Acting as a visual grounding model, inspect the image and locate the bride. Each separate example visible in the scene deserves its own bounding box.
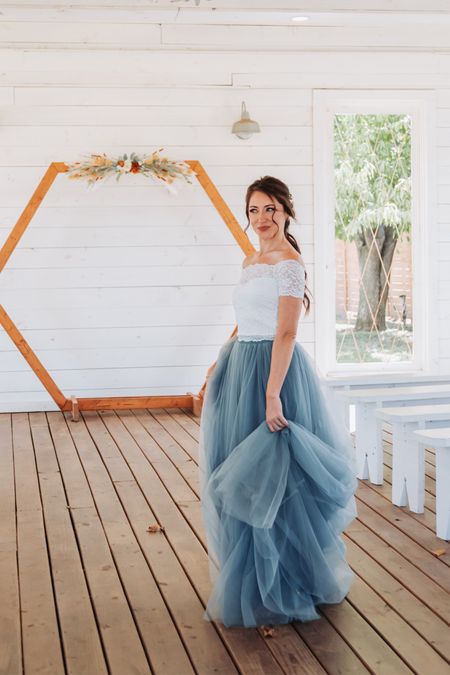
[198,175,357,628]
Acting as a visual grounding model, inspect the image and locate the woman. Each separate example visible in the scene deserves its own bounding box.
[199,176,357,629]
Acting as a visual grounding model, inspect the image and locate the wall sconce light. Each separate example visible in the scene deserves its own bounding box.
[231,101,261,140]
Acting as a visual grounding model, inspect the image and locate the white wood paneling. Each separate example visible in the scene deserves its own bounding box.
[0,50,438,73]
[0,21,162,47]
[0,10,449,410]
[0,223,314,251]
[0,146,314,168]
[0,345,220,371]
[2,21,450,50]
[12,85,313,106]
[0,266,241,289]
[0,88,13,105]
[4,1,450,10]
[0,325,235,351]
[3,245,314,270]
[0,286,236,309]
[0,126,311,148]
[0,166,313,193]
[0,179,311,207]
[0,105,312,127]
[4,5,450,25]
[161,24,450,50]
[0,70,232,87]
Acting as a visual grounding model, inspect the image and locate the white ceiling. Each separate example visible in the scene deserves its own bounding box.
[1,0,450,26]
[2,0,450,8]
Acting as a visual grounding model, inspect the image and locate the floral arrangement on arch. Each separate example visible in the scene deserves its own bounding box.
[66,149,195,190]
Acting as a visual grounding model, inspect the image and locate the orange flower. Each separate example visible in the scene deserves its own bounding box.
[130,161,141,173]
[117,160,125,167]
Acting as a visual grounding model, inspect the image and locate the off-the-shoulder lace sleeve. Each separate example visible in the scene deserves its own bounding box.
[275,260,306,298]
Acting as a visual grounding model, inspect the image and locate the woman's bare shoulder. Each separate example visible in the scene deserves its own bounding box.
[273,250,305,268]
[242,249,305,269]
[242,253,259,269]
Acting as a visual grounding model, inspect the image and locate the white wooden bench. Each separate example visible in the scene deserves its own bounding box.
[326,373,450,388]
[412,428,450,540]
[375,403,450,514]
[337,384,450,485]
[326,373,450,428]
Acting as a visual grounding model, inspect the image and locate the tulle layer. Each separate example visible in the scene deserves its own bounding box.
[199,337,357,628]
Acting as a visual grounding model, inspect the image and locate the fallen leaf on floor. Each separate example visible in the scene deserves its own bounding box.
[432,548,447,557]
[147,524,165,533]
[261,626,275,638]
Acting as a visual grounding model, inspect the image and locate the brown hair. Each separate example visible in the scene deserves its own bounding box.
[245,175,311,313]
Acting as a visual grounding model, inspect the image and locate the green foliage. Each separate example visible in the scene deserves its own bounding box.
[334,114,411,242]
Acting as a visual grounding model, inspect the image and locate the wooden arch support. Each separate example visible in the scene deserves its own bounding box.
[0,161,255,419]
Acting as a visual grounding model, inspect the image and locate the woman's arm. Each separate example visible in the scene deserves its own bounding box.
[266,295,302,432]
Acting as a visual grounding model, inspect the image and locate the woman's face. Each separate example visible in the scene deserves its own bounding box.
[247,190,287,242]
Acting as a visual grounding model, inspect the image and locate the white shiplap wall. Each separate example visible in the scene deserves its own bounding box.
[437,90,450,373]
[0,13,449,411]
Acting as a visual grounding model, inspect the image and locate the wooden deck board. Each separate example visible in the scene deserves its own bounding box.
[98,410,288,674]
[113,410,367,675]
[345,536,450,662]
[13,411,65,675]
[346,576,449,673]
[28,413,108,675]
[320,599,413,675]
[361,475,438,530]
[356,483,450,567]
[40,410,152,675]
[355,499,450,592]
[1,408,449,675]
[64,411,197,675]
[293,616,371,675]
[0,414,22,675]
[345,519,450,624]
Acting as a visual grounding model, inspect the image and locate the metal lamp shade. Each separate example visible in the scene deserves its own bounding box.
[232,102,261,140]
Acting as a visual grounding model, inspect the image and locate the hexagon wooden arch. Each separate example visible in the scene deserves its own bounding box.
[0,161,255,419]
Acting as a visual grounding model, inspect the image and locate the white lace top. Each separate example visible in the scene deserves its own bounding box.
[232,259,306,342]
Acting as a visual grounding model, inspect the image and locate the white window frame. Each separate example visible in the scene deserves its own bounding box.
[313,89,438,377]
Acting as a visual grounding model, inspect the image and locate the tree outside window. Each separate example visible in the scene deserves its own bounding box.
[334,114,412,364]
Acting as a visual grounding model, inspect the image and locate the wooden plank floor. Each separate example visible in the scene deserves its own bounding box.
[1,410,450,675]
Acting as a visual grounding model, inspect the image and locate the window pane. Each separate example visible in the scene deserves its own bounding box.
[334,113,413,364]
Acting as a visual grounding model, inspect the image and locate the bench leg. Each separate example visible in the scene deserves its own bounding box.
[391,421,423,509]
[403,439,425,513]
[392,422,410,507]
[338,398,350,429]
[435,448,450,540]
[355,403,383,484]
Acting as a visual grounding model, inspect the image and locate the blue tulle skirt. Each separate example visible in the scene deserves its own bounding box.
[199,337,358,628]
